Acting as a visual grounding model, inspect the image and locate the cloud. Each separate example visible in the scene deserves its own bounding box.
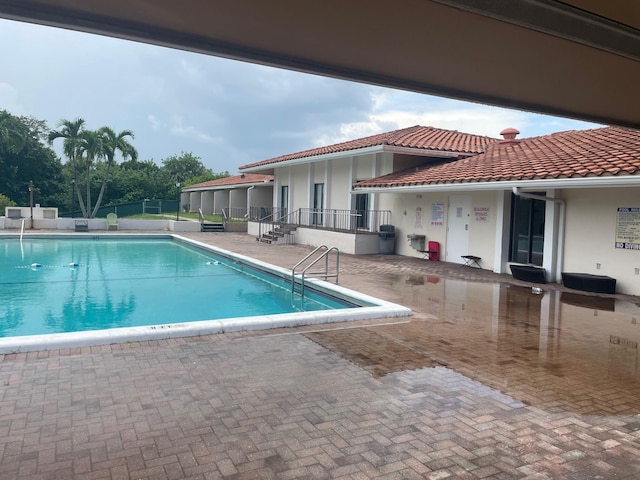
[0,82,22,114]
[147,114,164,131]
[0,18,602,173]
[169,116,222,144]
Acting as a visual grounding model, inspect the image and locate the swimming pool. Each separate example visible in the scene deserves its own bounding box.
[0,234,411,352]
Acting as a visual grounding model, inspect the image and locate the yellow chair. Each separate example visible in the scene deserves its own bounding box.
[106,213,119,230]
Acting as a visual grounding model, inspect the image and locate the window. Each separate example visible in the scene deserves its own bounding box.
[279,185,288,218]
[509,194,545,265]
[312,183,324,225]
[354,193,369,229]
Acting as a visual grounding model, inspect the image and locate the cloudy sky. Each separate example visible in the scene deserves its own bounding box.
[0,18,600,173]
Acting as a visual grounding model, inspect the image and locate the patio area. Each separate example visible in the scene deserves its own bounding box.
[1,232,640,479]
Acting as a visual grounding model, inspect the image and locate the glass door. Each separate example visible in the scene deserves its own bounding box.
[312,183,324,225]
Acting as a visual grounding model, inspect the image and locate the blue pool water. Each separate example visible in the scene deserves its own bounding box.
[0,237,350,337]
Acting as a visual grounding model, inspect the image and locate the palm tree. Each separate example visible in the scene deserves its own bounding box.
[76,129,105,217]
[48,118,88,216]
[91,127,137,218]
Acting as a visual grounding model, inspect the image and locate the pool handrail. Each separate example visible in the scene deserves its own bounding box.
[291,245,339,296]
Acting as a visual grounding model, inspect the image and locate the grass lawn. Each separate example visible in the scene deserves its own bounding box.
[125,212,229,222]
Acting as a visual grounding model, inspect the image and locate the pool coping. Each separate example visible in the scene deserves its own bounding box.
[0,233,412,353]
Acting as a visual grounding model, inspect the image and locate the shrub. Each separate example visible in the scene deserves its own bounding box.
[0,193,16,213]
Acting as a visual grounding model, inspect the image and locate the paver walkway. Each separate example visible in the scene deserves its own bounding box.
[1,232,640,479]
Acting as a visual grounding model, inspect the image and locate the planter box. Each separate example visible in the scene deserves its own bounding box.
[562,272,616,294]
[510,264,546,284]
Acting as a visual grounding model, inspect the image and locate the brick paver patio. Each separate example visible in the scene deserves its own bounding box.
[1,232,640,479]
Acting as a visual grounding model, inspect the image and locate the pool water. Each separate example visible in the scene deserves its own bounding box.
[0,237,350,337]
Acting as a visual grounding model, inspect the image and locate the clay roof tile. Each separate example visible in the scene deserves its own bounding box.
[354,126,640,189]
[240,125,497,170]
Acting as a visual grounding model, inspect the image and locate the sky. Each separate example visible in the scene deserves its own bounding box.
[0,18,601,174]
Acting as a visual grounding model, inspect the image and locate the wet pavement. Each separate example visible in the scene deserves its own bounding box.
[2,231,640,479]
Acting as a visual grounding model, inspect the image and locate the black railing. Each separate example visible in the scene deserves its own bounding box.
[249,206,286,222]
[256,207,391,238]
[222,206,249,221]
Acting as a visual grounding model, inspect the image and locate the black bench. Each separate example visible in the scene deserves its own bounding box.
[510,264,546,284]
[75,220,89,232]
[420,250,439,260]
[461,255,481,268]
[561,272,616,294]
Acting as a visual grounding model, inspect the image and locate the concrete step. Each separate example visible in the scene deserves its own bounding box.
[201,222,225,232]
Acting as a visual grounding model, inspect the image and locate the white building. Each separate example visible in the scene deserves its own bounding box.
[239,125,640,296]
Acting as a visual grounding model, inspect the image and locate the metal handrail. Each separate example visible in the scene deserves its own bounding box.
[254,206,391,237]
[258,208,297,241]
[198,208,204,224]
[291,245,339,297]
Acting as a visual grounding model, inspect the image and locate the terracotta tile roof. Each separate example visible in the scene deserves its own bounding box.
[354,126,640,188]
[240,125,497,170]
[185,173,273,189]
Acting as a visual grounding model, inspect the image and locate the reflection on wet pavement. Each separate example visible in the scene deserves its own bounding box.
[308,276,640,415]
[305,328,443,378]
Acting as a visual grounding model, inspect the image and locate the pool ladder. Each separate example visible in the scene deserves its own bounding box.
[291,245,339,297]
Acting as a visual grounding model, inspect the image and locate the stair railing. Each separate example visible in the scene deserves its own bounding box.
[221,208,229,228]
[291,245,339,297]
[257,208,299,242]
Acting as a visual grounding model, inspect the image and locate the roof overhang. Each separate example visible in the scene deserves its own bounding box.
[0,0,639,128]
[240,145,470,173]
[351,175,640,194]
[183,181,273,193]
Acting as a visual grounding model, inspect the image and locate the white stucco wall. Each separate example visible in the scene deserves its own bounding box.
[5,206,58,219]
[466,191,499,268]
[280,153,393,213]
[290,164,309,209]
[229,189,247,209]
[250,186,272,207]
[201,191,214,213]
[188,192,201,212]
[295,227,378,255]
[213,191,229,214]
[378,190,499,266]
[329,161,351,210]
[563,187,640,295]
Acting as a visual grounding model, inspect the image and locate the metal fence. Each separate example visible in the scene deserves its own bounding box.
[222,207,249,221]
[255,206,391,236]
[291,208,392,233]
[248,206,286,222]
[60,199,179,218]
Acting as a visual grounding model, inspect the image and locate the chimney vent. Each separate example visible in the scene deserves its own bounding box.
[499,128,520,146]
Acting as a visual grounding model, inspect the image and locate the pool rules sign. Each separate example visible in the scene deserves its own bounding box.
[615,207,640,250]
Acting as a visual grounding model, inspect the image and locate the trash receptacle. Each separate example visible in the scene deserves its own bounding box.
[378,225,396,254]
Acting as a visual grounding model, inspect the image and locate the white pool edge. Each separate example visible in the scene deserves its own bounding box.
[0,234,412,353]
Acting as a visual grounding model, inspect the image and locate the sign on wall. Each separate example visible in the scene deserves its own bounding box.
[474,207,490,222]
[431,202,444,226]
[415,207,423,228]
[615,207,640,249]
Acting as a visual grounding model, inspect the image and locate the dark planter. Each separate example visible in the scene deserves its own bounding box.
[561,272,616,294]
[510,264,546,284]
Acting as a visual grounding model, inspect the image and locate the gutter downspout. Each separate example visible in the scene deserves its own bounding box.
[247,185,255,219]
[512,187,565,283]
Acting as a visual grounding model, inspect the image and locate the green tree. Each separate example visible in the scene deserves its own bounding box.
[161,152,210,184]
[0,193,16,212]
[48,118,89,215]
[185,170,230,186]
[103,159,172,204]
[0,111,25,154]
[49,119,138,217]
[76,129,105,217]
[92,127,137,217]
[0,110,63,206]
